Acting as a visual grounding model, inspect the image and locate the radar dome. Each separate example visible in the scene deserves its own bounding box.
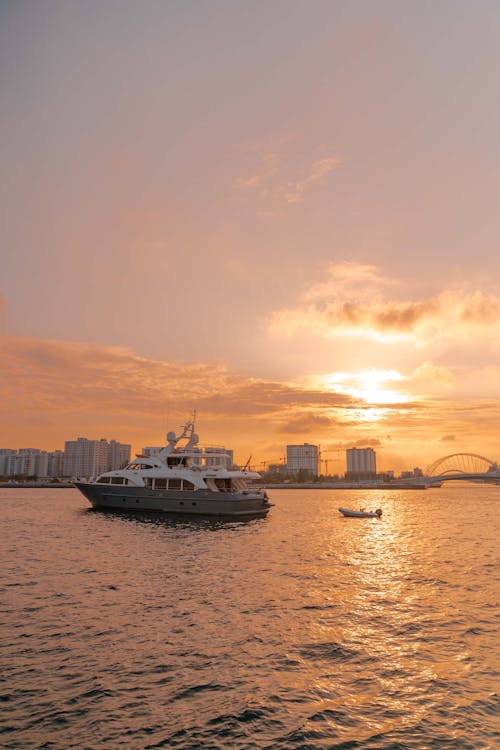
[167,431,177,442]
[191,433,199,445]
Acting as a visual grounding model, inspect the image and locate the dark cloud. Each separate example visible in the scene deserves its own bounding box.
[373,300,439,331]
[275,288,500,338]
[326,299,440,332]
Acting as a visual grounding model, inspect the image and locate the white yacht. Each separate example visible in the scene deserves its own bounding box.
[74,419,272,519]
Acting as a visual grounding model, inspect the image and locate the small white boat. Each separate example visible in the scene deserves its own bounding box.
[339,507,382,518]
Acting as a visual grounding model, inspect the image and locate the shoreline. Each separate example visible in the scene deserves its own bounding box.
[0,482,75,489]
[261,482,440,490]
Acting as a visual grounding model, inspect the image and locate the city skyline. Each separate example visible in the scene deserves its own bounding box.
[2,2,500,473]
[0,433,493,481]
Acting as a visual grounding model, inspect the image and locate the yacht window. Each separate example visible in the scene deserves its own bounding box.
[168,479,181,490]
[167,457,183,466]
[145,478,154,488]
[97,476,111,483]
[183,481,195,491]
[154,479,167,490]
[111,477,125,485]
[214,478,231,492]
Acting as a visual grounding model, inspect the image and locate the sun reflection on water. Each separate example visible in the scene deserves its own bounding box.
[298,490,487,743]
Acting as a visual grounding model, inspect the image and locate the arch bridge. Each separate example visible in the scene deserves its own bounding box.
[426,453,499,482]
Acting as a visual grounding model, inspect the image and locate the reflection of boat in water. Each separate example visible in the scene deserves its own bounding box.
[339,507,382,518]
[75,418,273,519]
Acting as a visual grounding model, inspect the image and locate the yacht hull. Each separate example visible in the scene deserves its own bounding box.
[74,482,272,519]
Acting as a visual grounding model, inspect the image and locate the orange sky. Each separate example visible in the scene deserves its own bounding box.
[1,2,500,472]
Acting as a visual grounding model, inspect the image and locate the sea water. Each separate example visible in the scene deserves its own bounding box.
[1,485,498,749]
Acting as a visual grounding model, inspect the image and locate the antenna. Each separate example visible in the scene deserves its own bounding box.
[242,455,252,470]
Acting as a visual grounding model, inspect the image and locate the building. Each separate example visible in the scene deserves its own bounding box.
[63,438,108,478]
[108,440,131,471]
[0,449,49,478]
[0,450,17,476]
[268,463,288,475]
[47,450,65,478]
[286,443,319,475]
[346,447,377,479]
[63,438,130,478]
[19,449,48,478]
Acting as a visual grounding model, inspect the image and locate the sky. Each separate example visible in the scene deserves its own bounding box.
[2,0,500,474]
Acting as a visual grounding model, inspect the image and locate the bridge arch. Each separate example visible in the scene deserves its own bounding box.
[427,453,496,477]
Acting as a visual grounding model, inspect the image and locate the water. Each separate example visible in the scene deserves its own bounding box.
[1,485,498,749]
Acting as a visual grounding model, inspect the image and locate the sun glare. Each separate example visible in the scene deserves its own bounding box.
[322,369,409,405]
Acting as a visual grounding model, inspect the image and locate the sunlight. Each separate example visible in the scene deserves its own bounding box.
[322,369,410,405]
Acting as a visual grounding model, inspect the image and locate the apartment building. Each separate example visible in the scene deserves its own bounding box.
[286,443,319,475]
[63,438,131,478]
[346,447,377,479]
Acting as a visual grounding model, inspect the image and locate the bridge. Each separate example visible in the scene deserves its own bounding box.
[426,453,500,483]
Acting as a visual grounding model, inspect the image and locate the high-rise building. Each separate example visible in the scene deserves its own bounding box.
[0,449,49,477]
[346,447,377,479]
[108,440,131,471]
[63,438,107,478]
[63,438,130,478]
[286,443,319,475]
[0,450,17,476]
[47,450,65,477]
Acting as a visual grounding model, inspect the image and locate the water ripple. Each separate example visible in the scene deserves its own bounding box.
[0,486,498,749]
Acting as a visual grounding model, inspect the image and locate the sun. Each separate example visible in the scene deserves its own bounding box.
[322,369,410,405]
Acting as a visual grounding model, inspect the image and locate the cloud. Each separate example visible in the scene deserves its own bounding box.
[236,147,341,211]
[410,362,455,386]
[303,262,394,303]
[3,334,500,467]
[236,151,280,189]
[0,336,366,433]
[325,438,383,450]
[268,263,500,345]
[277,414,332,434]
[285,156,342,204]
